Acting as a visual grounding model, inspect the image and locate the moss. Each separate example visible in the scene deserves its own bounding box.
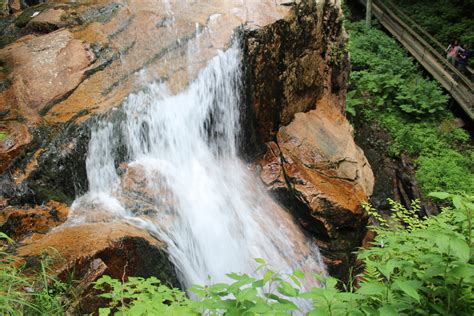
[0,131,7,141]
[33,186,73,205]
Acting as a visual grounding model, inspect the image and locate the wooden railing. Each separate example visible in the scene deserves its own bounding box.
[357,0,474,120]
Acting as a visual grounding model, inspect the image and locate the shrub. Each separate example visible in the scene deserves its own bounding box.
[347,21,449,118]
[416,149,474,194]
[346,20,473,195]
[95,194,474,315]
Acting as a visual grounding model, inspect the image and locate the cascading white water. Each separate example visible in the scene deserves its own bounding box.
[68,41,326,290]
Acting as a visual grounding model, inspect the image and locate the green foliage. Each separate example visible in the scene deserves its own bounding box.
[359,195,474,315]
[328,42,348,67]
[0,131,7,141]
[96,194,474,315]
[346,20,473,195]
[0,234,72,315]
[391,0,474,54]
[347,21,448,118]
[417,149,474,194]
[94,275,195,315]
[94,259,308,315]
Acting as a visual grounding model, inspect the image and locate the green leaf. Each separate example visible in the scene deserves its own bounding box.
[378,305,398,316]
[236,287,257,302]
[325,277,338,289]
[394,280,420,302]
[248,303,272,313]
[98,308,112,316]
[293,269,305,279]
[449,264,474,281]
[227,272,245,281]
[255,258,265,264]
[452,195,463,210]
[209,283,228,294]
[277,281,298,297]
[449,238,470,263]
[263,270,274,284]
[356,282,386,296]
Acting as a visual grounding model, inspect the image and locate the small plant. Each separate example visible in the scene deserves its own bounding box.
[0,233,72,315]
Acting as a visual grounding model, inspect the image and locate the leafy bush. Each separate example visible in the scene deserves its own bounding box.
[347,21,449,118]
[95,194,474,315]
[416,149,474,194]
[346,20,473,195]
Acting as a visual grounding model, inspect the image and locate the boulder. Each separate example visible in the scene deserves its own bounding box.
[259,101,374,278]
[17,222,180,314]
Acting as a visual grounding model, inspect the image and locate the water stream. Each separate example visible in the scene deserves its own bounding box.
[67,10,325,292]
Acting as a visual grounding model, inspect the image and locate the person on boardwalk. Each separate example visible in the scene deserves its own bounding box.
[457,44,471,75]
[446,40,461,66]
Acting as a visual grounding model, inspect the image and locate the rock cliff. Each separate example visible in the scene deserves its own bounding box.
[0,0,373,287]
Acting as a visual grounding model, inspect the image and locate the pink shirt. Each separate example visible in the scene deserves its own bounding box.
[448,45,461,57]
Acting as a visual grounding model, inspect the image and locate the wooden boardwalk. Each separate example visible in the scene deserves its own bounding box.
[358,0,474,120]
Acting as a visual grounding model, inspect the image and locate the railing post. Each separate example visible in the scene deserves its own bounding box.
[420,47,426,63]
[366,0,372,27]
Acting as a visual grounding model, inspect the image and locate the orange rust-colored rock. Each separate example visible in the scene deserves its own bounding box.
[0,29,95,115]
[0,200,68,240]
[0,0,293,203]
[242,0,348,153]
[17,222,179,314]
[260,100,374,233]
[0,121,32,173]
[258,94,374,279]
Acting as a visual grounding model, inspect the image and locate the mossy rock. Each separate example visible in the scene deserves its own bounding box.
[0,0,9,17]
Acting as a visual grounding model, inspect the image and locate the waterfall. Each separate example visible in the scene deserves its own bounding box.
[68,41,325,289]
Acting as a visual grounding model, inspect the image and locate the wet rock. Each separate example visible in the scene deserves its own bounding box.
[14,3,50,28]
[259,102,374,279]
[0,121,31,173]
[17,222,180,314]
[0,29,95,115]
[0,0,370,283]
[119,163,177,218]
[242,0,348,156]
[9,0,21,13]
[0,0,292,203]
[0,200,68,240]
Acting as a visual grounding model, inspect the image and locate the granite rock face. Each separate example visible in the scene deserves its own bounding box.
[0,0,291,205]
[242,0,349,154]
[247,0,374,278]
